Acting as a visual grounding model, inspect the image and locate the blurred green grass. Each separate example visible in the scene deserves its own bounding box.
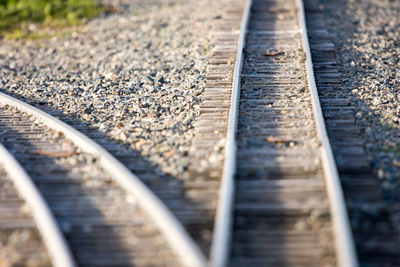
[0,0,105,39]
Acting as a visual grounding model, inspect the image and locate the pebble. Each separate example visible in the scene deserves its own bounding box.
[0,0,224,178]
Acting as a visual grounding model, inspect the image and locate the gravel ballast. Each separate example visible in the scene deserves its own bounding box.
[0,0,225,178]
[320,0,400,228]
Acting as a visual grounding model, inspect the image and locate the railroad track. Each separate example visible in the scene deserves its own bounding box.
[0,93,206,267]
[194,0,358,266]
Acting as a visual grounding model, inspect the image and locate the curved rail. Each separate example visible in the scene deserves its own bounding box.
[0,92,207,267]
[0,143,76,267]
[295,0,358,266]
[209,1,252,266]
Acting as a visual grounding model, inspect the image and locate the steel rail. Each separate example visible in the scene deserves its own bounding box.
[0,143,76,267]
[0,92,207,267]
[295,0,359,266]
[209,0,252,266]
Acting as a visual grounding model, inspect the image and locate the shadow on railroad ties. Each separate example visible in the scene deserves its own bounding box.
[0,118,137,264]
[0,90,213,256]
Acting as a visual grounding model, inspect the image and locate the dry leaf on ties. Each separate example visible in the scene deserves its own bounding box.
[263,50,285,56]
[34,149,79,158]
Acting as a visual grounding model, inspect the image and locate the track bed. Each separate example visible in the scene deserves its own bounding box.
[230,0,335,266]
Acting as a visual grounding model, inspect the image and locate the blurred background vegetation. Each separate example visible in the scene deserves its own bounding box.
[0,0,106,39]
